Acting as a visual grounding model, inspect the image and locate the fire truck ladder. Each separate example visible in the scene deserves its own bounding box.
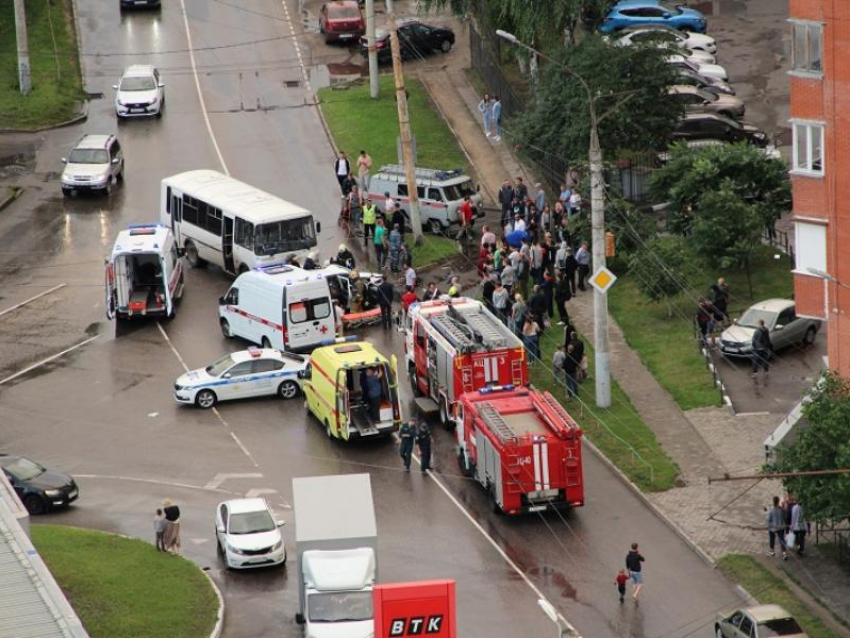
[478,402,517,443]
[430,314,478,351]
[539,392,578,431]
[460,310,509,348]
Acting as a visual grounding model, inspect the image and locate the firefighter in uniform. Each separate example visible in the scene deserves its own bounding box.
[398,420,416,472]
[416,422,432,474]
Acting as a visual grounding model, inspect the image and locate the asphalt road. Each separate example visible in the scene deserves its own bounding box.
[0,0,746,636]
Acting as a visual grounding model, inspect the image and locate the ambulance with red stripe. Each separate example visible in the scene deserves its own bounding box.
[218,263,336,353]
[105,223,184,326]
[302,337,401,440]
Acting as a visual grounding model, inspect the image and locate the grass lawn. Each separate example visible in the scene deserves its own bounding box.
[412,235,457,269]
[32,525,218,638]
[318,74,468,172]
[718,554,836,638]
[0,0,85,129]
[530,322,679,491]
[608,243,794,411]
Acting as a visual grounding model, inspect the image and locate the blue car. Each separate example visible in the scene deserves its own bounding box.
[600,0,707,34]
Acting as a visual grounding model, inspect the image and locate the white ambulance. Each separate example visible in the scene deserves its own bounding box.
[105,223,184,326]
[218,264,336,352]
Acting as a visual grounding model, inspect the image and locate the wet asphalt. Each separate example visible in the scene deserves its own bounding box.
[0,0,752,636]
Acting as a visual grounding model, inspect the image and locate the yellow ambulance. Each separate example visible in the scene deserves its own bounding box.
[303,337,401,440]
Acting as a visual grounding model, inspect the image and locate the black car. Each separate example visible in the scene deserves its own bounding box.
[0,454,79,515]
[671,113,771,147]
[120,0,161,9]
[677,68,735,96]
[360,19,455,62]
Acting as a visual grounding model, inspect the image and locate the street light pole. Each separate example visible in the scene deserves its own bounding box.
[364,0,379,98]
[497,29,611,407]
[13,0,31,95]
[388,12,424,243]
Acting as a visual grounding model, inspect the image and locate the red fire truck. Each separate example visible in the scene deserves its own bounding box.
[404,297,527,427]
[456,386,584,515]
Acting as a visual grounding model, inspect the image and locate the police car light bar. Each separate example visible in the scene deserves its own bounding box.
[128,223,163,229]
[319,336,358,346]
[128,223,161,236]
[247,346,262,357]
[254,262,294,274]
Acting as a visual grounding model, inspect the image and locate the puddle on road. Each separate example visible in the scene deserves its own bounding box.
[691,0,748,16]
[309,62,367,90]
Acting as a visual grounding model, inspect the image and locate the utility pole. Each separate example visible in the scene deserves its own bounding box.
[497,29,613,407]
[388,12,424,243]
[364,0,379,98]
[14,0,32,95]
[589,118,611,407]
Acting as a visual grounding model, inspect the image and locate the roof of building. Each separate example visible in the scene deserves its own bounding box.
[0,481,89,638]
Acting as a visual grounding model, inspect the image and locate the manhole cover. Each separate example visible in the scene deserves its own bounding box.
[283,80,302,88]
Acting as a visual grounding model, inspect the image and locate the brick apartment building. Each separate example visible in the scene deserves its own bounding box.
[790,1,849,374]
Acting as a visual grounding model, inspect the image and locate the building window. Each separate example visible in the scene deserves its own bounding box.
[792,121,824,175]
[791,21,822,74]
[794,221,826,275]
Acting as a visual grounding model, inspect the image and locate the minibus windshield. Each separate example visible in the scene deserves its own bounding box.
[254,216,317,255]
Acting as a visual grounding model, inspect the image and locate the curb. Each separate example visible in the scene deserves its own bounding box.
[0,187,23,213]
[0,101,88,135]
[313,94,340,157]
[203,570,226,638]
[582,437,717,569]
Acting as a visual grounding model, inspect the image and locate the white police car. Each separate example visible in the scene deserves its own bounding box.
[174,347,308,409]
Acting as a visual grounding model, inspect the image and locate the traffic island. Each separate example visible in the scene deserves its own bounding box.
[32,525,220,638]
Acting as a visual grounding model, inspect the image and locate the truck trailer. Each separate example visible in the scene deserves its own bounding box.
[456,385,585,515]
[293,474,377,638]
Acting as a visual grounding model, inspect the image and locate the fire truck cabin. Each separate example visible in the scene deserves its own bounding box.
[457,386,584,515]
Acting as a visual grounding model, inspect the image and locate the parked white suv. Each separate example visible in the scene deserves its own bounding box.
[61,134,124,197]
[113,65,164,118]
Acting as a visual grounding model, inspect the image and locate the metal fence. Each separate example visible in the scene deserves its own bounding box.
[763,225,795,260]
[815,521,850,566]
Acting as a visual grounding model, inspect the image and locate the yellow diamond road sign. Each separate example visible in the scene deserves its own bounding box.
[589,267,617,294]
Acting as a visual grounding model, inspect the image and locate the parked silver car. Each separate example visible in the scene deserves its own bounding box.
[715,604,807,637]
[667,85,745,119]
[718,299,819,357]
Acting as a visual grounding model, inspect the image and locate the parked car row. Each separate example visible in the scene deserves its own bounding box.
[601,1,776,157]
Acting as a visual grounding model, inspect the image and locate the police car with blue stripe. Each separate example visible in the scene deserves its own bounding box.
[174,347,309,409]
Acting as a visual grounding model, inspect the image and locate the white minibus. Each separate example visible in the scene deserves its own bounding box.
[161,170,321,276]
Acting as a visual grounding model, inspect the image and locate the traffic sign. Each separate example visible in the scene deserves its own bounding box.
[589,267,617,294]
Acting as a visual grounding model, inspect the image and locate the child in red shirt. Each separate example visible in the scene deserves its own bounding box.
[615,569,629,603]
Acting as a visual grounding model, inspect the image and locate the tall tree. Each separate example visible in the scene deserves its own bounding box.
[627,238,689,318]
[509,36,682,167]
[770,372,850,524]
[649,142,791,235]
[688,186,764,296]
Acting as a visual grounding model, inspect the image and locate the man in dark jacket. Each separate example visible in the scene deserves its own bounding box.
[625,543,645,601]
[416,423,432,473]
[364,367,383,422]
[377,276,395,329]
[482,272,497,314]
[710,277,730,324]
[564,343,579,399]
[528,285,548,331]
[555,274,572,325]
[498,179,513,227]
[398,420,416,472]
[751,319,772,378]
[391,204,406,236]
[334,152,351,193]
[563,248,578,296]
[568,331,586,381]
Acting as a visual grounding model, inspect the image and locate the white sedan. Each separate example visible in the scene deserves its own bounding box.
[666,54,728,81]
[113,65,164,118]
[215,498,286,570]
[174,347,309,409]
[615,25,717,54]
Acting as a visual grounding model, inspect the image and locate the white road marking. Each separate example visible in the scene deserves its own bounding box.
[279,0,312,92]
[148,412,159,418]
[0,283,66,317]
[204,472,264,490]
[0,335,98,386]
[179,0,230,175]
[244,488,277,498]
[74,474,241,495]
[156,322,260,467]
[191,538,211,545]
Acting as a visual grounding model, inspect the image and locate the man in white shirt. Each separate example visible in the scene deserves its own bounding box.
[384,192,395,218]
[405,264,417,289]
[480,225,496,249]
[513,214,527,233]
[569,190,582,216]
[334,152,350,194]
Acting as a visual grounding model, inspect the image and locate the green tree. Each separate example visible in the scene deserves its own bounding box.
[649,142,791,234]
[567,197,657,258]
[509,36,682,167]
[689,186,763,296]
[770,373,850,523]
[423,0,615,46]
[627,238,688,318]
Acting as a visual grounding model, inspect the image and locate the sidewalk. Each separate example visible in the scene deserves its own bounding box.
[418,59,850,630]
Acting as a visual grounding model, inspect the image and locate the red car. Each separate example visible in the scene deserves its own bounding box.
[319,1,365,44]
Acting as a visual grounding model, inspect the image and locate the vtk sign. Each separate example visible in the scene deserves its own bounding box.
[374,580,456,638]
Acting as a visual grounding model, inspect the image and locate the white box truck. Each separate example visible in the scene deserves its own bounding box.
[293,474,377,638]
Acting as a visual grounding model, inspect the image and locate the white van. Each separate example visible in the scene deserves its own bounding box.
[368,165,483,234]
[218,264,335,352]
[105,223,184,326]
